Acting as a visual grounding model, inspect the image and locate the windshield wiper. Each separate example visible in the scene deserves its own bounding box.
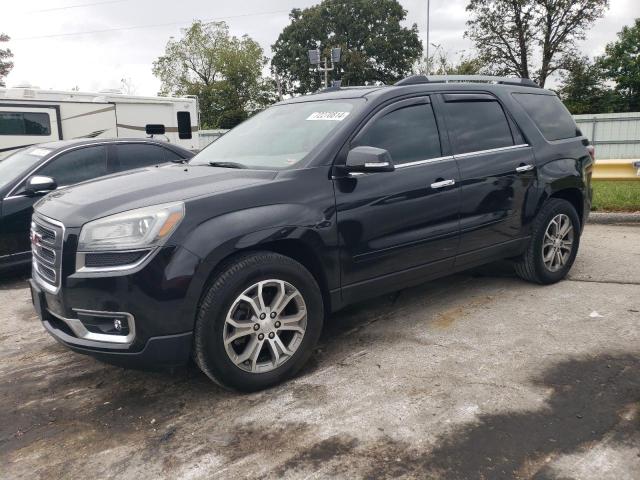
[208,161,247,169]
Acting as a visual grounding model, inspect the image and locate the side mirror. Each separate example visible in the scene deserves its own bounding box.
[345,146,395,173]
[25,175,57,195]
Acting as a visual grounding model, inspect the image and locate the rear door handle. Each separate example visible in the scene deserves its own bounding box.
[516,164,535,173]
[430,179,455,189]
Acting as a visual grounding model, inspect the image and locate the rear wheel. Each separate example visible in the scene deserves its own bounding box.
[193,252,323,392]
[514,199,581,284]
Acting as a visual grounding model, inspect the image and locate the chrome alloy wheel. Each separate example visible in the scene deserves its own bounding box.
[223,279,307,373]
[542,213,574,272]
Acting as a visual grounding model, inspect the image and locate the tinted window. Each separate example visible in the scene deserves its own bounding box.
[177,111,192,139]
[38,146,107,186]
[444,100,514,154]
[0,147,52,190]
[0,112,51,136]
[114,143,168,172]
[162,148,184,162]
[513,93,579,141]
[354,103,441,165]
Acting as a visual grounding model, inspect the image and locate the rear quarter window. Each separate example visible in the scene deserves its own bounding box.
[513,93,579,141]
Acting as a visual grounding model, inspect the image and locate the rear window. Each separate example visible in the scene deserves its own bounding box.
[513,93,578,141]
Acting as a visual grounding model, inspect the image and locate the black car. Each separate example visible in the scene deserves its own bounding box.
[29,75,593,392]
[0,138,193,270]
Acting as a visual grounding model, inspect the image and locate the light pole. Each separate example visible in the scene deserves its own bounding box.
[426,0,431,75]
[308,47,342,89]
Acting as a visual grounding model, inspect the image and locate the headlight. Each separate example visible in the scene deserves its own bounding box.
[78,202,185,251]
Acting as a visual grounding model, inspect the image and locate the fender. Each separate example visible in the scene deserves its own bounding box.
[175,203,339,329]
[533,153,593,227]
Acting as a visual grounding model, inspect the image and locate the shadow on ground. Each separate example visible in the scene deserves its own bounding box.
[283,353,640,480]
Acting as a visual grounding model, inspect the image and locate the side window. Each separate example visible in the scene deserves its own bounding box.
[513,93,579,141]
[37,146,107,186]
[113,143,167,172]
[177,111,192,139]
[354,103,441,165]
[443,99,514,154]
[162,148,184,162]
[0,112,51,136]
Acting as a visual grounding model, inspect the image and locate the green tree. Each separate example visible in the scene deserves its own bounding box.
[272,0,423,95]
[598,18,640,112]
[557,56,618,114]
[153,21,276,129]
[414,50,486,76]
[466,0,609,87]
[0,33,14,87]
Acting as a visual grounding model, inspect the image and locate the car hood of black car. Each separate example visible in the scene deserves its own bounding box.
[34,164,278,227]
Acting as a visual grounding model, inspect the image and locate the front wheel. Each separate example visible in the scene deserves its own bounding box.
[514,199,581,284]
[193,252,323,392]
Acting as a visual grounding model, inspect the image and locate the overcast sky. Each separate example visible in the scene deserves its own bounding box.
[3,0,639,95]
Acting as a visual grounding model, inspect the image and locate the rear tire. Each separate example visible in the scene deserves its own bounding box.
[514,199,581,284]
[193,251,323,392]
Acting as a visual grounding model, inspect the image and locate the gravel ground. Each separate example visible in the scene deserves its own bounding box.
[1,224,638,480]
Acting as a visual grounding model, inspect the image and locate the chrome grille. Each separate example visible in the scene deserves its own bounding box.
[31,215,64,292]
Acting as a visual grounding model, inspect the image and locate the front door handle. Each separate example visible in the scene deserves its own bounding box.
[430,179,455,189]
[516,164,535,173]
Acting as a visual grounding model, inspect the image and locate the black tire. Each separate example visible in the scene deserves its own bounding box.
[514,199,581,284]
[193,251,324,392]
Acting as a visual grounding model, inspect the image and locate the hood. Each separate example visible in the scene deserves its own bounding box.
[34,164,277,227]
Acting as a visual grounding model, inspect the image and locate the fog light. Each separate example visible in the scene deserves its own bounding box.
[114,318,123,332]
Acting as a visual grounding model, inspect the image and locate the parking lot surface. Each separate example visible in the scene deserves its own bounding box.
[1,223,639,480]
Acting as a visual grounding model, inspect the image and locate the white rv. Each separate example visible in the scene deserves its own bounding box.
[0,87,199,158]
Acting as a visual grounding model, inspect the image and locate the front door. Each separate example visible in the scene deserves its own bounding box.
[440,93,537,257]
[333,96,460,302]
[1,145,108,261]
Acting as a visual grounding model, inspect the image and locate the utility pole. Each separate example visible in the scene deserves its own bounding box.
[426,0,431,75]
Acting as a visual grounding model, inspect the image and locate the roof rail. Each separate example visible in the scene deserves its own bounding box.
[395,75,540,89]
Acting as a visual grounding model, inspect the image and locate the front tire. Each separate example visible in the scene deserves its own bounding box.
[514,199,581,284]
[193,252,323,392]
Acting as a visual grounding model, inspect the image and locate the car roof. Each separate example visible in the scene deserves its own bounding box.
[33,138,193,155]
[278,77,555,105]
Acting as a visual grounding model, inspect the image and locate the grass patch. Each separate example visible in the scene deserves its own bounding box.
[592,181,640,212]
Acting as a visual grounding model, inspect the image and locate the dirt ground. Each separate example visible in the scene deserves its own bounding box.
[1,223,639,480]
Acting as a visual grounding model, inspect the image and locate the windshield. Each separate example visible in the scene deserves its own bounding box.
[0,147,52,191]
[190,99,363,169]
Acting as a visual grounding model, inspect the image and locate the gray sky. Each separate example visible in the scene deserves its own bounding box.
[4,0,639,95]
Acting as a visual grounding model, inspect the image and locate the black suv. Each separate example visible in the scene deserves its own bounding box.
[29,76,593,391]
[0,138,193,270]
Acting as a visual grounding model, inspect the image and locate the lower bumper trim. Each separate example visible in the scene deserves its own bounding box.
[45,321,193,369]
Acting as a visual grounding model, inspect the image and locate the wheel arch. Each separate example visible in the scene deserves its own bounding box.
[549,187,584,226]
[180,225,338,332]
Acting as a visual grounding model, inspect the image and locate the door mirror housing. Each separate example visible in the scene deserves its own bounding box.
[345,146,395,173]
[25,175,57,195]
[145,124,166,135]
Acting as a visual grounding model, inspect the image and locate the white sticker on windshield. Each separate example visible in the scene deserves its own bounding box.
[29,148,52,157]
[306,111,350,121]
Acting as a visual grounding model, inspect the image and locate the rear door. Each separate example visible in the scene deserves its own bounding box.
[0,105,60,158]
[334,96,460,300]
[440,93,536,258]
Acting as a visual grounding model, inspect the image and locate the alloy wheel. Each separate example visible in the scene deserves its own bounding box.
[542,213,574,272]
[223,279,307,373]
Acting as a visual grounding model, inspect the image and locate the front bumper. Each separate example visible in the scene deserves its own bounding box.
[29,243,201,369]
